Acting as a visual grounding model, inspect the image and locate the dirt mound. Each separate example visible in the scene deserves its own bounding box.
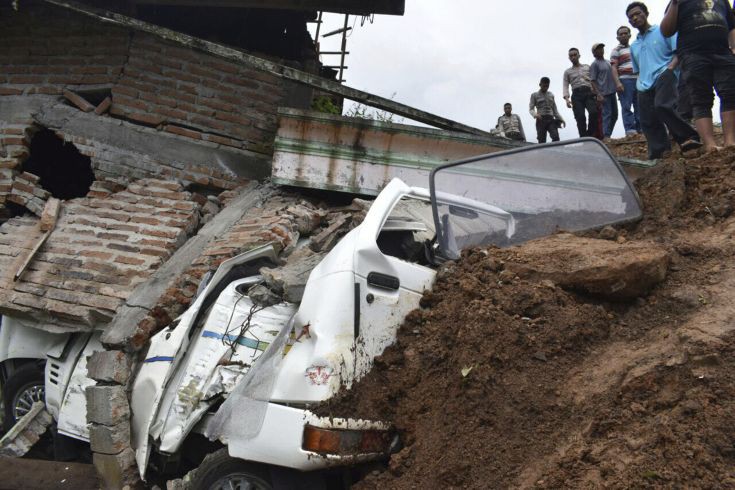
[320,142,735,488]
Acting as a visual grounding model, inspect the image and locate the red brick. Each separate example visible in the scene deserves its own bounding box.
[112,85,138,98]
[114,255,146,266]
[2,128,26,136]
[203,134,239,147]
[207,60,239,74]
[8,75,45,84]
[126,111,165,127]
[71,65,109,75]
[112,95,149,112]
[222,76,259,90]
[140,248,169,258]
[94,97,112,115]
[63,89,95,112]
[1,134,29,146]
[164,125,202,140]
[0,87,23,95]
[47,75,84,85]
[80,74,114,84]
[19,172,40,183]
[80,250,114,260]
[129,215,161,226]
[188,64,218,79]
[157,107,188,120]
[199,98,236,112]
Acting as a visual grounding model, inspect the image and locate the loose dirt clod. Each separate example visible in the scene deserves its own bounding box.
[320,144,735,489]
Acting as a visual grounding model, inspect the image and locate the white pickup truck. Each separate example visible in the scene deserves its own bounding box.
[0,139,641,488]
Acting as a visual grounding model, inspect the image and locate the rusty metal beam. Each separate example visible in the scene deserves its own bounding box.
[129,0,405,15]
[41,0,490,137]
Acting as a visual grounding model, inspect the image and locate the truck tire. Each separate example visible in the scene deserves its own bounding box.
[191,448,272,490]
[3,363,45,431]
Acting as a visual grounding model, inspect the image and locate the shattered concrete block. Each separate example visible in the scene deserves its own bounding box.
[309,213,350,252]
[86,385,130,426]
[89,421,131,455]
[260,250,325,303]
[87,350,132,385]
[93,447,140,489]
[40,197,61,231]
[25,196,46,217]
[285,203,325,235]
[0,402,53,458]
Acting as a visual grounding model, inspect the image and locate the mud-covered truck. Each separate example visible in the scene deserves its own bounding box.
[0,139,641,488]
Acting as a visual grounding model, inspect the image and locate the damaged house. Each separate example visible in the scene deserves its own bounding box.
[0,1,543,488]
[0,0,414,486]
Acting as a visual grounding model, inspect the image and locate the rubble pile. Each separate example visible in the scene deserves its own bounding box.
[322,145,735,488]
[0,178,204,330]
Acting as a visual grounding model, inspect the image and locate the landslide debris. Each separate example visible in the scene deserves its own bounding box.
[321,145,735,489]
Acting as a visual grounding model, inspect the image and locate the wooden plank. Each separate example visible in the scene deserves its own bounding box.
[14,230,51,282]
[42,0,487,137]
[131,0,405,15]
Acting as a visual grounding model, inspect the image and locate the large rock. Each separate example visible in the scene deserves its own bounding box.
[505,234,670,299]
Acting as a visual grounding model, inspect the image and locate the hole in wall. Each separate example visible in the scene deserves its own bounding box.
[23,129,95,199]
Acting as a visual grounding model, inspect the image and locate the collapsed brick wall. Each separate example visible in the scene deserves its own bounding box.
[0,179,203,330]
[86,187,328,487]
[114,188,324,352]
[0,5,128,96]
[0,117,34,218]
[113,34,284,153]
[0,3,307,216]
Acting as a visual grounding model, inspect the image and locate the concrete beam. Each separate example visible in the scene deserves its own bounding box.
[42,0,488,137]
[0,96,270,181]
[130,0,405,15]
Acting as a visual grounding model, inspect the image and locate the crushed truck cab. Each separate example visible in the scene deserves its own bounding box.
[0,139,642,486]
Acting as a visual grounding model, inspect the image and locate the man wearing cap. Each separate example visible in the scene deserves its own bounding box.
[590,42,620,138]
[563,47,600,138]
[627,1,701,159]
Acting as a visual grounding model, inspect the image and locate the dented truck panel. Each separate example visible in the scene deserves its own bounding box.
[130,245,281,475]
[155,278,297,453]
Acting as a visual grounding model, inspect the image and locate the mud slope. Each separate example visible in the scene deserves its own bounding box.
[322,145,735,489]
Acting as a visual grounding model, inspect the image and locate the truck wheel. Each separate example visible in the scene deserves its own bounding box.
[191,448,272,490]
[3,363,45,431]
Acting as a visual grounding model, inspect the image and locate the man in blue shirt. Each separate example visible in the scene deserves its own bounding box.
[627,2,701,159]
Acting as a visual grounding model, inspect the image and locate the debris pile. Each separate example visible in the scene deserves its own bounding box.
[322,146,735,488]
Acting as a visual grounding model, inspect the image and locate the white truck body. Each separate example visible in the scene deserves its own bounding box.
[0,139,642,482]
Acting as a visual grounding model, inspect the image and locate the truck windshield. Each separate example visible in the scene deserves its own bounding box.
[430,138,642,260]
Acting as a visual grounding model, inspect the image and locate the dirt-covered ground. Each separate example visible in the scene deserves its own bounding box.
[322,140,735,489]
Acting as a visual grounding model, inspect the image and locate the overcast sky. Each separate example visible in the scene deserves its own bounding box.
[312,0,701,140]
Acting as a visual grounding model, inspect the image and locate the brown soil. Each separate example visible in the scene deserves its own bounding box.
[321,143,735,489]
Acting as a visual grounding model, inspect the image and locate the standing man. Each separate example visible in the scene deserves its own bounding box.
[590,43,619,139]
[563,48,600,138]
[529,77,566,143]
[495,103,526,142]
[610,25,641,136]
[661,0,735,152]
[627,2,702,159]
